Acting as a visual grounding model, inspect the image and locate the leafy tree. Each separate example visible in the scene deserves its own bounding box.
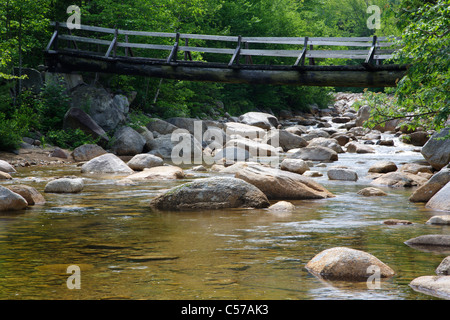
[367,0,449,131]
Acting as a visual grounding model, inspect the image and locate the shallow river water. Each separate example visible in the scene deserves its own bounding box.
[0,134,449,300]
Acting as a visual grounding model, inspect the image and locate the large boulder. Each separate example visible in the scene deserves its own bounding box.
[81,153,133,174]
[127,166,184,180]
[235,165,334,200]
[238,112,279,130]
[127,154,164,171]
[111,126,146,156]
[0,160,16,173]
[6,185,45,205]
[44,178,84,193]
[149,177,270,210]
[409,168,450,203]
[421,127,450,170]
[288,146,338,162]
[305,247,395,281]
[0,186,28,211]
[70,84,129,132]
[63,107,109,143]
[71,144,107,162]
[425,182,450,212]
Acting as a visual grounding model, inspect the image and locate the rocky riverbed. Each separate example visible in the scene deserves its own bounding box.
[0,92,449,300]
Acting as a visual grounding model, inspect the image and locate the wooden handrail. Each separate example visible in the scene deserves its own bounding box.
[48,22,400,66]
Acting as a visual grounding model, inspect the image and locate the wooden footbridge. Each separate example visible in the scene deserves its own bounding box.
[44,22,407,87]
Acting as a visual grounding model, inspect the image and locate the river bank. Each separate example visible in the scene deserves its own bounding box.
[0,92,449,300]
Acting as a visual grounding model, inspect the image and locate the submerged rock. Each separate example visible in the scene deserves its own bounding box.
[127,166,184,180]
[149,177,269,210]
[409,276,450,300]
[235,165,334,200]
[371,172,427,188]
[357,187,387,197]
[405,235,450,247]
[267,201,295,212]
[426,215,450,225]
[305,247,395,281]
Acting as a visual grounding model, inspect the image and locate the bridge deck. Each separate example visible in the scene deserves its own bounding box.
[44,22,407,87]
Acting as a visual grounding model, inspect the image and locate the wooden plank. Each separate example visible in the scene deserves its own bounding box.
[59,34,112,46]
[294,37,308,66]
[167,33,180,63]
[178,46,235,55]
[116,42,173,50]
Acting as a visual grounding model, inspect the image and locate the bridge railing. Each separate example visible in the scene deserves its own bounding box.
[46,22,400,68]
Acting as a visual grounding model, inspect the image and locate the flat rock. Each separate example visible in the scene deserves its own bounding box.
[127,166,184,180]
[426,215,450,225]
[405,235,450,247]
[409,276,450,299]
[357,187,387,197]
[288,146,338,162]
[44,178,84,193]
[235,165,334,200]
[383,219,412,225]
[371,172,428,188]
[327,168,358,181]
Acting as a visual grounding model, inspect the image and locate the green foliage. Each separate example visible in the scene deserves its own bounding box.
[365,0,450,131]
[45,128,100,150]
[38,82,71,132]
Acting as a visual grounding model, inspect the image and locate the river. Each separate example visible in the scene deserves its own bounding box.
[0,131,448,300]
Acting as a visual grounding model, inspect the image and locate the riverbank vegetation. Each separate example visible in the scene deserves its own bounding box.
[0,0,448,151]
